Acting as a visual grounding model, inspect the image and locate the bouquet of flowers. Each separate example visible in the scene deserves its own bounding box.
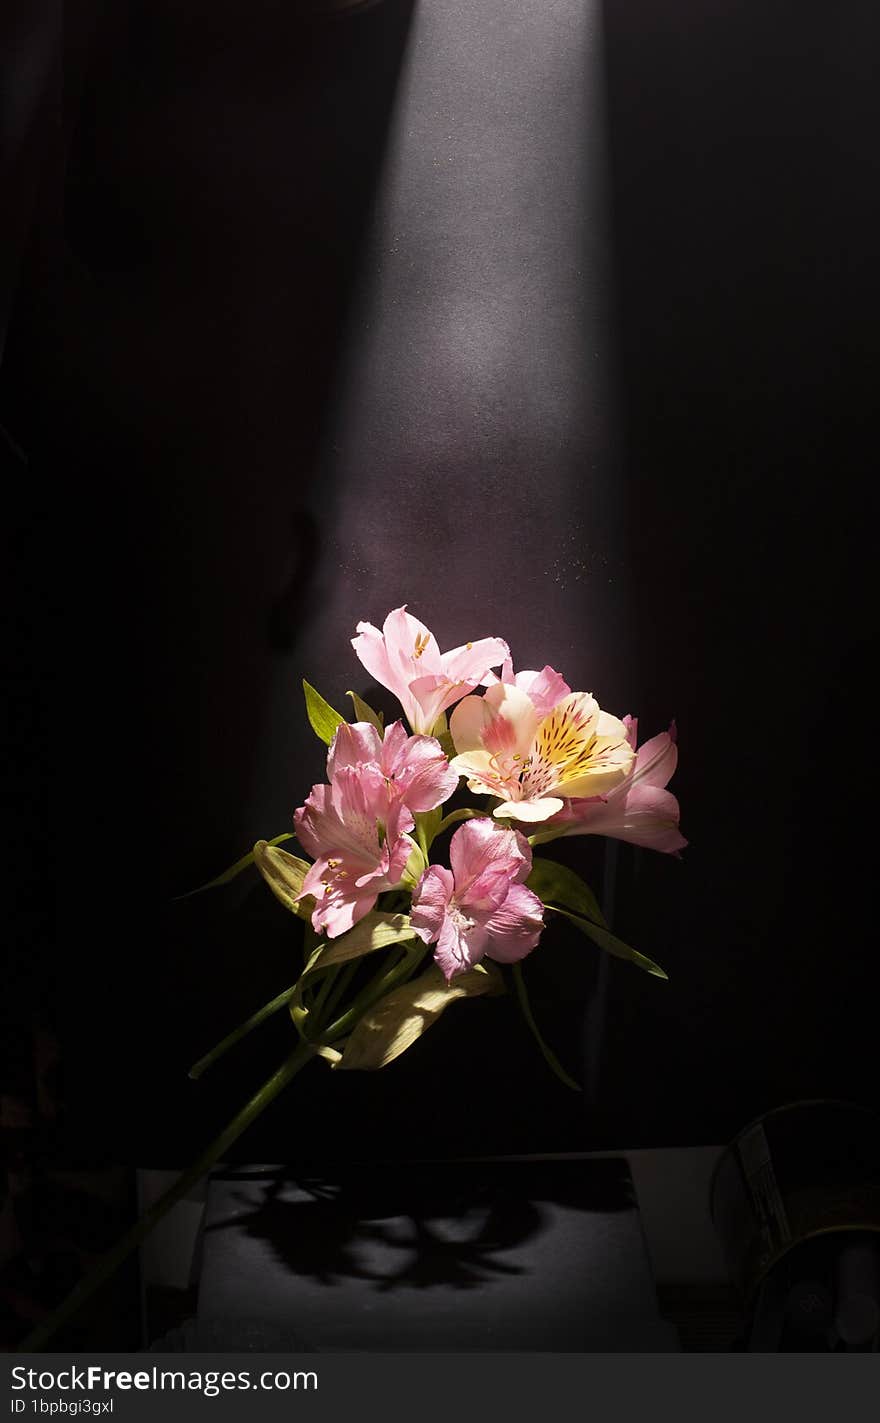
[23,606,685,1349]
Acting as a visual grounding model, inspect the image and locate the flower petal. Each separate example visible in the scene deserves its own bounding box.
[407,673,461,733]
[294,783,337,861]
[513,666,572,717]
[622,714,639,750]
[447,693,493,754]
[448,818,531,911]
[484,883,545,962]
[410,864,455,943]
[493,797,565,822]
[552,784,687,854]
[312,888,380,939]
[351,620,396,695]
[377,719,411,771]
[327,720,383,781]
[525,698,634,801]
[387,733,459,812]
[301,857,379,938]
[440,636,510,685]
[631,729,679,790]
[433,912,486,981]
[448,749,508,800]
[383,606,443,675]
[351,608,442,728]
[449,686,541,809]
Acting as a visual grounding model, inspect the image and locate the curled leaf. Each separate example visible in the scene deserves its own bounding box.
[303,911,417,975]
[253,841,314,920]
[334,960,503,1071]
[173,832,294,900]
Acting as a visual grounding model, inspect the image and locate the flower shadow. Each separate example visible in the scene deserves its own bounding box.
[205,1157,634,1295]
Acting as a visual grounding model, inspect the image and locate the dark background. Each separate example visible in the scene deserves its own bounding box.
[2,0,877,1181]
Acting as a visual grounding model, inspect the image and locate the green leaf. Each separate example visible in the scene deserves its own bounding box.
[289,911,419,1033]
[526,857,607,927]
[253,840,314,920]
[346,689,383,731]
[548,905,668,980]
[511,962,582,1091]
[304,912,418,974]
[172,832,294,900]
[303,679,346,744]
[334,961,503,1071]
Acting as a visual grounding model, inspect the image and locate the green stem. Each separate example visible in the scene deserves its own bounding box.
[321,944,426,1042]
[414,818,430,861]
[318,959,359,1026]
[188,983,298,1079]
[18,1040,317,1353]
[303,964,339,1031]
[435,807,484,836]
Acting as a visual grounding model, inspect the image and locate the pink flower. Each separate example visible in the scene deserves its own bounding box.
[410,818,545,982]
[449,683,635,824]
[352,606,509,734]
[483,658,571,717]
[294,766,415,938]
[327,719,458,815]
[536,718,687,855]
[293,717,457,938]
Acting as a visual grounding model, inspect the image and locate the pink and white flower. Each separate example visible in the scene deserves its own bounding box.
[483,658,571,717]
[294,717,458,938]
[352,606,509,735]
[411,818,545,981]
[327,719,458,815]
[534,718,687,855]
[449,683,635,824]
[295,766,415,938]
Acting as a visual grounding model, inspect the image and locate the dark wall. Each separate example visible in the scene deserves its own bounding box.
[598,0,879,1141]
[2,1,877,1169]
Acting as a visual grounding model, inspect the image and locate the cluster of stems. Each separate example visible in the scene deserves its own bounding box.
[20,802,565,1351]
[19,811,459,1352]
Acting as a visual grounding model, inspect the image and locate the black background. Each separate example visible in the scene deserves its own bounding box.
[2,0,877,1174]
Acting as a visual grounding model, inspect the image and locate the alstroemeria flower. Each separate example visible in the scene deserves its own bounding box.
[534,718,687,855]
[352,606,509,734]
[411,818,545,981]
[294,766,415,938]
[483,658,571,717]
[449,683,635,824]
[327,719,458,815]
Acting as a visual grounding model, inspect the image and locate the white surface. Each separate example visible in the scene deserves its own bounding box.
[137,1147,729,1294]
[137,1169,207,1292]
